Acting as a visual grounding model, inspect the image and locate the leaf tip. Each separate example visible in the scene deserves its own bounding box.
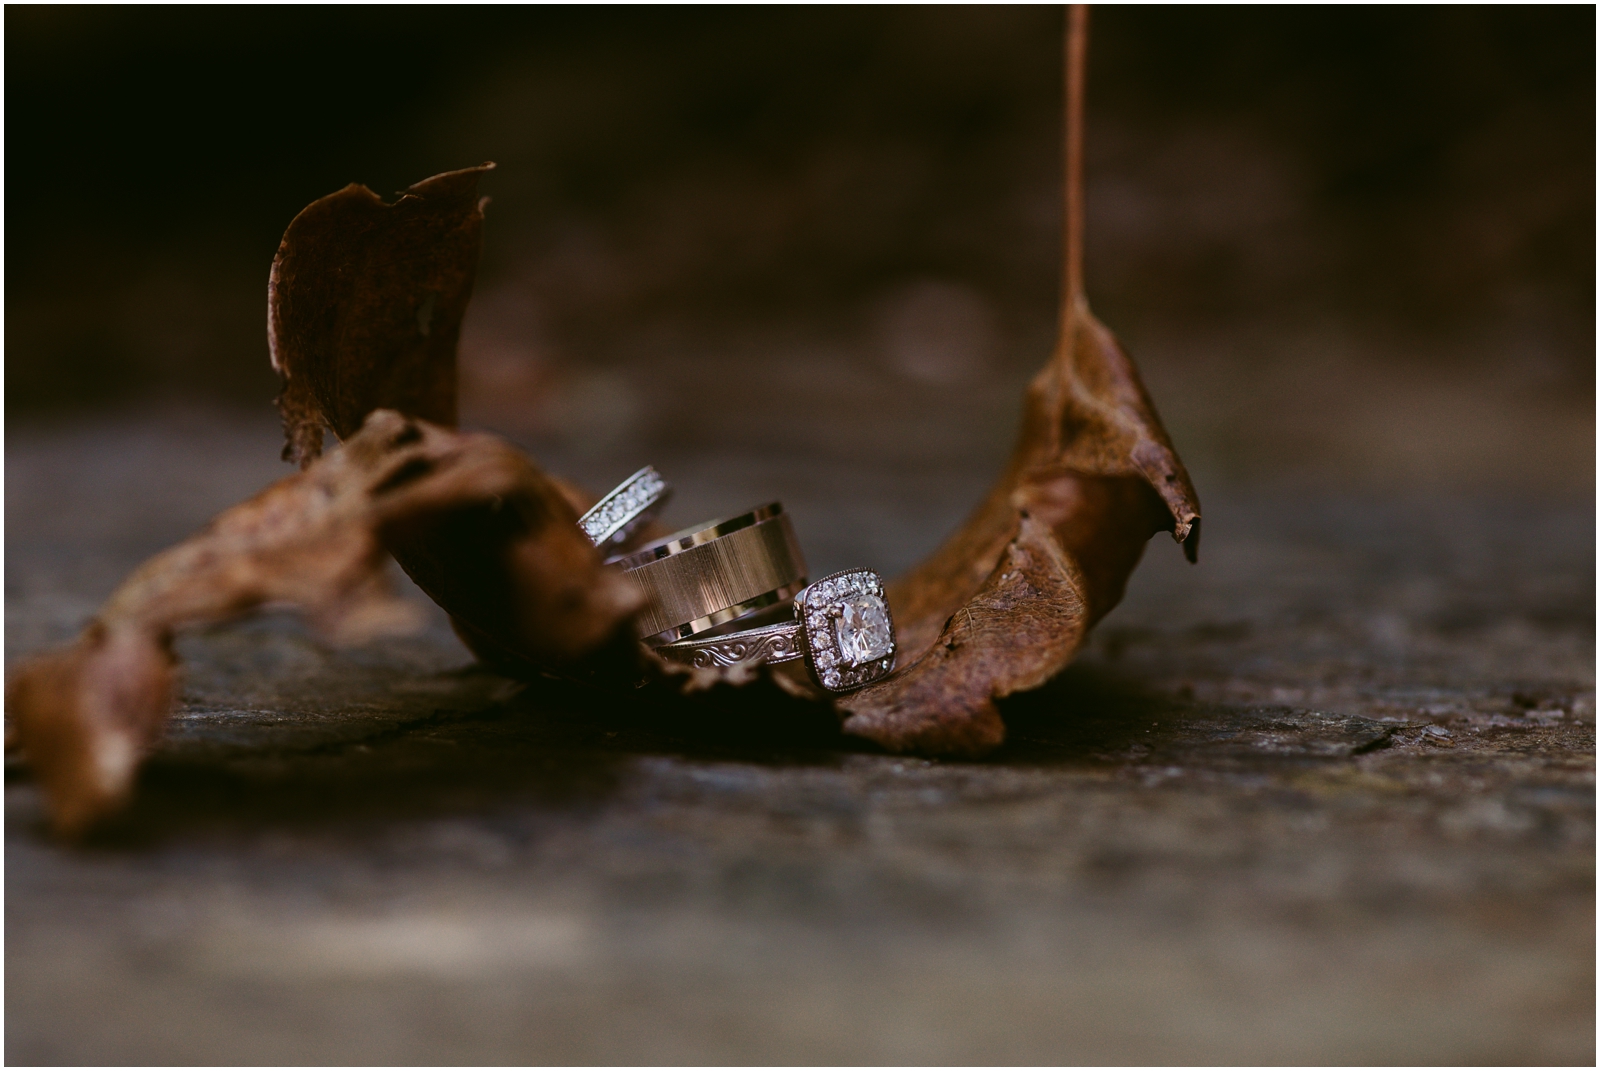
[1179,514,1201,562]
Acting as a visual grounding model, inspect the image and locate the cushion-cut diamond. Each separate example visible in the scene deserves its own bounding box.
[833,593,893,667]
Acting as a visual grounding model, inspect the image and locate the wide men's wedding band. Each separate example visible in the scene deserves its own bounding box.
[617,503,807,644]
[579,466,670,550]
[654,569,896,693]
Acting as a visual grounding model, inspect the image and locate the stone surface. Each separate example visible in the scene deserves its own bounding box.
[5,406,1594,1064]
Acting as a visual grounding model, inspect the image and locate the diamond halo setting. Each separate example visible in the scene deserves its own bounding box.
[798,569,896,693]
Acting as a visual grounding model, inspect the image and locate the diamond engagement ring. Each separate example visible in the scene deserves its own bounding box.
[616,502,808,644]
[579,466,671,551]
[654,569,896,693]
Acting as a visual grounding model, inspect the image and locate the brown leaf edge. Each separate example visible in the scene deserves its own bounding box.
[270,163,495,468]
[4,411,642,837]
[837,6,1200,757]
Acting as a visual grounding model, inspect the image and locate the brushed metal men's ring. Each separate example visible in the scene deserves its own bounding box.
[615,502,808,645]
[653,569,896,694]
[578,465,671,551]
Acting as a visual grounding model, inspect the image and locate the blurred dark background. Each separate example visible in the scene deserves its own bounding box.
[7,5,1594,496]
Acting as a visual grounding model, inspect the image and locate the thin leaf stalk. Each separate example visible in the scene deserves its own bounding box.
[1063,3,1089,317]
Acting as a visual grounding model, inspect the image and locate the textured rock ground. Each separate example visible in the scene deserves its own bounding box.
[6,406,1593,1064]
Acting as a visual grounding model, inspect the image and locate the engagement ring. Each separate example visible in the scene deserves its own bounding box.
[654,569,896,693]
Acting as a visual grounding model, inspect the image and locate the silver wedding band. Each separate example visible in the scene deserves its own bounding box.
[579,466,671,551]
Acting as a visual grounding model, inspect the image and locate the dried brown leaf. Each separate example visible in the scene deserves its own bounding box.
[270,163,494,467]
[839,298,1198,755]
[837,7,1200,756]
[5,410,640,836]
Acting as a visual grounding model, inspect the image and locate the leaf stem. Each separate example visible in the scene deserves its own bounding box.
[1064,3,1089,311]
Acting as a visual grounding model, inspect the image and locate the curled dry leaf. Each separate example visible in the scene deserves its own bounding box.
[836,5,1199,757]
[5,411,641,836]
[837,295,1199,756]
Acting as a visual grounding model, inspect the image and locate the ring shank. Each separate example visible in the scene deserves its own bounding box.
[655,621,807,669]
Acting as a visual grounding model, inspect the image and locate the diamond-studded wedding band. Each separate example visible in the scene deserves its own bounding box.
[579,466,671,551]
[616,502,808,645]
[654,569,896,693]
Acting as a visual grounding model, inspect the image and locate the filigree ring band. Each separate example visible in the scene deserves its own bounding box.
[654,569,895,693]
[579,465,671,551]
[616,502,808,645]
